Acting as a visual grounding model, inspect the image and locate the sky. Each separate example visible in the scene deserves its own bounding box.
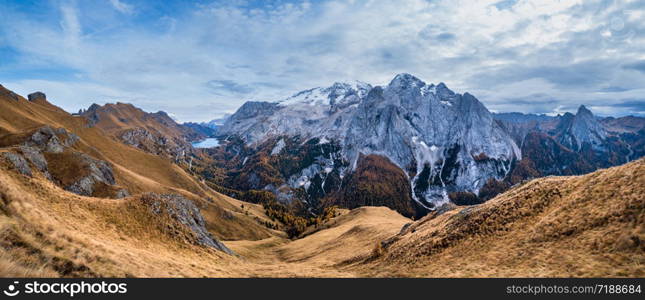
[0,0,644,122]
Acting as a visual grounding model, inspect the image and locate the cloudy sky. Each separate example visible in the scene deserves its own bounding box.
[1,0,644,122]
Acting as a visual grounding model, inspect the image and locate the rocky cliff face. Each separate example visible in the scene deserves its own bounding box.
[554,105,608,152]
[218,74,520,213]
[141,193,234,254]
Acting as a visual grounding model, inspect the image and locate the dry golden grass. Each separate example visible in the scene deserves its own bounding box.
[0,251,57,277]
[0,163,362,277]
[277,207,409,266]
[226,206,409,277]
[0,166,232,277]
[352,159,645,277]
[1,154,642,278]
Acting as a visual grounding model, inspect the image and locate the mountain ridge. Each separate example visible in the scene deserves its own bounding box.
[218,74,521,214]
[0,82,642,278]
[214,74,645,217]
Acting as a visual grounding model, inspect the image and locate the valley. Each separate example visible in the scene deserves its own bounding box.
[0,80,643,278]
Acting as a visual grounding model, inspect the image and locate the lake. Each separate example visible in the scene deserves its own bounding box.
[191,138,220,148]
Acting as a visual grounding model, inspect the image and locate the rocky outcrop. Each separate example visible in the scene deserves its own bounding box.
[0,126,128,198]
[0,84,21,101]
[120,127,193,161]
[57,152,118,197]
[27,92,47,102]
[23,126,80,153]
[19,146,48,172]
[218,74,520,212]
[3,152,32,176]
[141,193,234,254]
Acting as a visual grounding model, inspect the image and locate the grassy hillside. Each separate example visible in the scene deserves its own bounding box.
[0,86,274,242]
[1,154,642,277]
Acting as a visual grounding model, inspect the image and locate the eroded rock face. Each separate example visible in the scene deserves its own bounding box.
[555,106,608,152]
[19,146,48,173]
[141,193,234,254]
[120,127,195,161]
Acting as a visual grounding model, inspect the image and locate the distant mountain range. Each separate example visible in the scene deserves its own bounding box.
[214,74,645,217]
[181,114,231,138]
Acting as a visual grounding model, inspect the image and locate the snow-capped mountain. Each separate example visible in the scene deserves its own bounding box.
[278,81,372,107]
[218,74,520,212]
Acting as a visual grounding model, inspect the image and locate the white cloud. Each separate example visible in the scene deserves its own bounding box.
[59,3,81,44]
[0,0,644,121]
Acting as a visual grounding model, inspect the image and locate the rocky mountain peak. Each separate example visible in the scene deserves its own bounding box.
[279,80,371,107]
[556,105,607,151]
[577,104,592,116]
[388,73,425,90]
[88,103,101,110]
[435,82,456,97]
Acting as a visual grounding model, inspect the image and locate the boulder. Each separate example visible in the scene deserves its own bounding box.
[27,92,46,102]
[21,126,80,154]
[24,126,65,153]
